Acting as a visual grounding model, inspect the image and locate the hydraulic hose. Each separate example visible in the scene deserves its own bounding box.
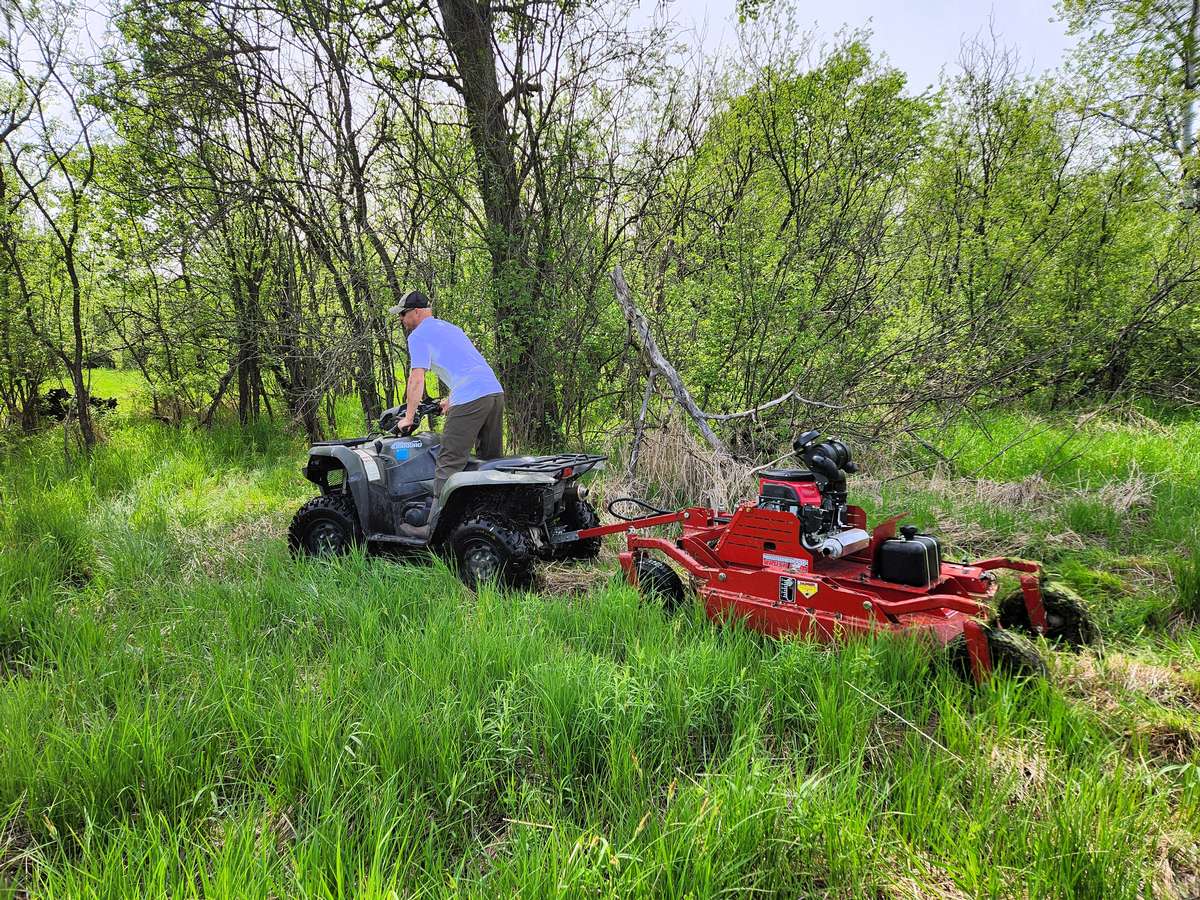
[606,496,672,521]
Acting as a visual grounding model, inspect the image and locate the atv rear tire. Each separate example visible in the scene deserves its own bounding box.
[289,494,363,557]
[553,499,602,561]
[633,557,686,614]
[996,581,1098,649]
[448,515,536,590]
[947,626,1048,681]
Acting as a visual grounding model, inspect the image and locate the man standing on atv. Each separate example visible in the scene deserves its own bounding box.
[392,290,505,534]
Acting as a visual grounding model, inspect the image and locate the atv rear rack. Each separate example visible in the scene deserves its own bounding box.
[488,453,606,476]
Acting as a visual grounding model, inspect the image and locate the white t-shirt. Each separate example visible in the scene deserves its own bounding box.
[407,318,503,406]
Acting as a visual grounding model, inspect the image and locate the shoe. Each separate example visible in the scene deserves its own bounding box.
[397,522,431,541]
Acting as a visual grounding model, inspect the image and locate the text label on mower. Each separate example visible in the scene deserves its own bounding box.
[764,552,809,571]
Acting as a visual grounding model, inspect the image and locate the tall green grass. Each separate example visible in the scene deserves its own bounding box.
[931,409,1200,547]
[845,409,1200,644]
[1172,547,1200,621]
[0,408,1196,896]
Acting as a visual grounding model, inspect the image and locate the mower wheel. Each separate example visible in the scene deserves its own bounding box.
[289,494,363,557]
[996,581,1098,649]
[947,626,1048,681]
[633,557,686,614]
[553,499,602,561]
[448,514,536,591]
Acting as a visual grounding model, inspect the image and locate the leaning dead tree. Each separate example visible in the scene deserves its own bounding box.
[611,266,729,456]
[626,368,657,478]
[613,265,843,466]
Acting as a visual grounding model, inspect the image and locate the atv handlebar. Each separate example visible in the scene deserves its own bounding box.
[394,398,443,436]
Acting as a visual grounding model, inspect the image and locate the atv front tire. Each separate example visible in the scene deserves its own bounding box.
[289,494,363,557]
[447,515,536,590]
[633,557,686,614]
[947,626,1048,681]
[552,498,602,561]
[996,581,1098,649]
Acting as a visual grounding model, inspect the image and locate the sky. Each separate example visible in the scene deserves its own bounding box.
[74,0,1075,93]
[661,0,1077,91]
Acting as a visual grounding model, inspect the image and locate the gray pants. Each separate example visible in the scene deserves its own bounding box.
[435,392,504,499]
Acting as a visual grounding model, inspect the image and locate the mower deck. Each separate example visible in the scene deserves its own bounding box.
[570,504,1054,681]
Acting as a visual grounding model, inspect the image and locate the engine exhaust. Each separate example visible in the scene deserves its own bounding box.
[815,528,870,559]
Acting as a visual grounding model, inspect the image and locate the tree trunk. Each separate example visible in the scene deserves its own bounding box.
[1183,0,1199,207]
[232,270,253,426]
[64,252,95,450]
[436,0,558,448]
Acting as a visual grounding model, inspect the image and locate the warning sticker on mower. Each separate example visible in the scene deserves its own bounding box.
[763,553,809,571]
[352,449,382,482]
[778,577,820,604]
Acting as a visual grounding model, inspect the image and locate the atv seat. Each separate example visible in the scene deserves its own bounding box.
[464,455,541,472]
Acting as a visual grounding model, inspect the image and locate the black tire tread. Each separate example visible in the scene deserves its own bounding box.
[448,514,536,590]
[288,493,362,556]
[634,557,686,614]
[554,498,602,561]
[996,580,1099,648]
[947,626,1048,681]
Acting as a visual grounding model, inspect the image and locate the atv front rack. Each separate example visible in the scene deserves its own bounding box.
[310,436,373,448]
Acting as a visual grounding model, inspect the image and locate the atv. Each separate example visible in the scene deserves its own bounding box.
[288,399,606,588]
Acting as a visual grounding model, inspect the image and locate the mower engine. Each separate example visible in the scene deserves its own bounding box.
[757,432,945,585]
[756,432,871,561]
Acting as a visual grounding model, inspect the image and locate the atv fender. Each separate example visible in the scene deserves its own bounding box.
[305,444,383,534]
[432,470,558,534]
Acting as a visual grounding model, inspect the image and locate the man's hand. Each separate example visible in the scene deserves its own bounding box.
[439,397,450,414]
[398,367,427,435]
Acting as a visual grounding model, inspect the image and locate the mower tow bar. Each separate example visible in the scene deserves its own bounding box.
[553,510,686,546]
[551,510,688,549]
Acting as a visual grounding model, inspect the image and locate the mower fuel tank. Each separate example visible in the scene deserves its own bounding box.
[877,526,942,587]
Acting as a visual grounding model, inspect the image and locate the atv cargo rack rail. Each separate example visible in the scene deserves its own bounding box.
[488,453,606,476]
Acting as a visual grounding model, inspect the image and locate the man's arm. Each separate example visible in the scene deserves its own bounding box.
[397,367,426,432]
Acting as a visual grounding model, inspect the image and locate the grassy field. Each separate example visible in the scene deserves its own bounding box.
[1,378,1198,897]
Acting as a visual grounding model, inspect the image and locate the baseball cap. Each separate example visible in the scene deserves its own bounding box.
[388,290,432,316]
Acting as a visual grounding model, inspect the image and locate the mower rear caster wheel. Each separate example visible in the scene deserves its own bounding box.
[448,515,536,591]
[996,581,1098,649]
[552,499,601,561]
[633,557,685,614]
[947,627,1048,681]
[289,494,363,557]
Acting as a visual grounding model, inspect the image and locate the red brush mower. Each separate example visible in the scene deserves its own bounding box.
[559,430,1097,681]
